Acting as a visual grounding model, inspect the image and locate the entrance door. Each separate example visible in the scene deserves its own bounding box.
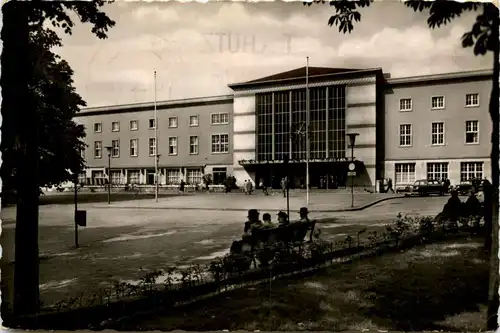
[147,171,155,185]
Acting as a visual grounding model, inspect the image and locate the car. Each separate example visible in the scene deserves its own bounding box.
[456,179,487,196]
[404,179,447,197]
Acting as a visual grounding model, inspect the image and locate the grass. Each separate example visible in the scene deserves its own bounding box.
[115,236,489,332]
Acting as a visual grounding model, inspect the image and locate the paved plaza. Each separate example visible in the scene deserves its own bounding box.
[92,189,402,212]
[1,193,447,307]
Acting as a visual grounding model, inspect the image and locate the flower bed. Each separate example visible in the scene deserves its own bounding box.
[5,213,483,330]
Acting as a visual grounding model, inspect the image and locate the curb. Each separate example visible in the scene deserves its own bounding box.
[90,195,405,213]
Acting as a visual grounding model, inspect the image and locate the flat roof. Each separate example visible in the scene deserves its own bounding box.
[78,94,234,117]
[78,68,493,116]
[386,69,493,86]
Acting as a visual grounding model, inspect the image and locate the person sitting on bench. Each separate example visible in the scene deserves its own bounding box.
[262,213,275,227]
[277,211,289,226]
[298,207,310,223]
[243,209,263,236]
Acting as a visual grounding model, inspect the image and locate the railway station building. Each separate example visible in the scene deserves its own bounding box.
[75,67,493,190]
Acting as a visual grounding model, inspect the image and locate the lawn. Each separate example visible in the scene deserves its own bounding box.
[116,236,488,332]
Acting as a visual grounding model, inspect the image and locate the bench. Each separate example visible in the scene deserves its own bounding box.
[228,220,317,269]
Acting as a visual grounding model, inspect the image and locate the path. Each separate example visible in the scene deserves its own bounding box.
[91,190,403,212]
[0,196,446,309]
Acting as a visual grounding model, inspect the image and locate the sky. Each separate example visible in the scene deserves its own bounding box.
[54,1,494,108]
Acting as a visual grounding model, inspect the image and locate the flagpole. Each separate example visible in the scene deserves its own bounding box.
[306,57,310,205]
[154,70,159,203]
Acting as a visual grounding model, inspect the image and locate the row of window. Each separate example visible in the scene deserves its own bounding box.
[92,134,230,158]
[398,120,479,147]
[395,162,483,184]
[92,112,230,133]
[82,167,229,186]
[399,93,480,112]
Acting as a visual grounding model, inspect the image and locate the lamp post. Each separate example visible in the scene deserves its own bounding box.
[155,154,161,202]
[284,154,290,219]
[346,133,359,208]
[105,146,112,204]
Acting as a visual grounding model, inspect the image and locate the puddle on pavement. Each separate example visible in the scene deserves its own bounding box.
[102,230,177,243]
[195,249,229,260]
[195,239,214,245]
[40,278,78,290]
[321,223,356,229]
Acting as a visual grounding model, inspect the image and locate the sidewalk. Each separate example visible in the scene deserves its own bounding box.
[92,191,404,213]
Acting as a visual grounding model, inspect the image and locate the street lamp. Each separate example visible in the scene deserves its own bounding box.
[155,154,161,202]
[105,145,112,204]
[346,133,359,208]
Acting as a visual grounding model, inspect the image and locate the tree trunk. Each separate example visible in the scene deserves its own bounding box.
[2,2,41,321]
[486,11,499,330]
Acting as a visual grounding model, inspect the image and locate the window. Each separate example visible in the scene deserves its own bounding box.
[431,122,445,146]
[149,138,156,156]
[168,117,178,128]
[79,147,85,159]
[127,170,140,184]
[399,98,412,112]
[466,93,479,107]
[460,162,483,182]
[110,171,122,185]
[465,120,479,144]
[211,112,229,125]
[167,169,180,184]
[168,137,178,155]
[427,163,449,181]
[187,168,202,185]
[399,124,412,147]
[211,134,229,153]
[91,170,105,180]
[189,136,199,155]
[395,163,416,184]
[111,140,120,157]
[94,141,102,159]
[431,96,445,110]
[213,167,227,185]
[94,122,102,133]
[111,121,120,132]
[78,172,86,185]
[130,120,138,131]
[149,118,156,129]
[190,115,199,127]
[130,139,138,156]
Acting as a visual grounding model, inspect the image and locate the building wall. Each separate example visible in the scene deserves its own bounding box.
[384,80,492,161]
[345,78,377,186]
[232,94,257,185]
[75,97,234,184]
[383,78,492,187]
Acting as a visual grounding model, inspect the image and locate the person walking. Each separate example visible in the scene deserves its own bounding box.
[281,177,287,198]
[243,180,248,195]
[179,179,185,194]
[387,178,395,193]
[259,178,269,196]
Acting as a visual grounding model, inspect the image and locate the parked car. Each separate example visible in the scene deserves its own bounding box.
[456,179,486,196]
[404,179,447,197]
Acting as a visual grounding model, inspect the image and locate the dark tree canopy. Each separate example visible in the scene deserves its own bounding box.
[306,0,498,56]
[1,1,116,191]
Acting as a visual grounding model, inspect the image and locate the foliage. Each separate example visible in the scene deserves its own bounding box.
[43,213,463,320]
[305,0,497,56]
[1,1,116,190]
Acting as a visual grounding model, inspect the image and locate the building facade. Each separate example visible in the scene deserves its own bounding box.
[383,70,493,189]
[75,95,235,186]
[77,67,493,189]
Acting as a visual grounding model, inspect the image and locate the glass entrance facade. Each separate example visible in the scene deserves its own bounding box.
[255,86,347,188]
[256,86,346,160]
